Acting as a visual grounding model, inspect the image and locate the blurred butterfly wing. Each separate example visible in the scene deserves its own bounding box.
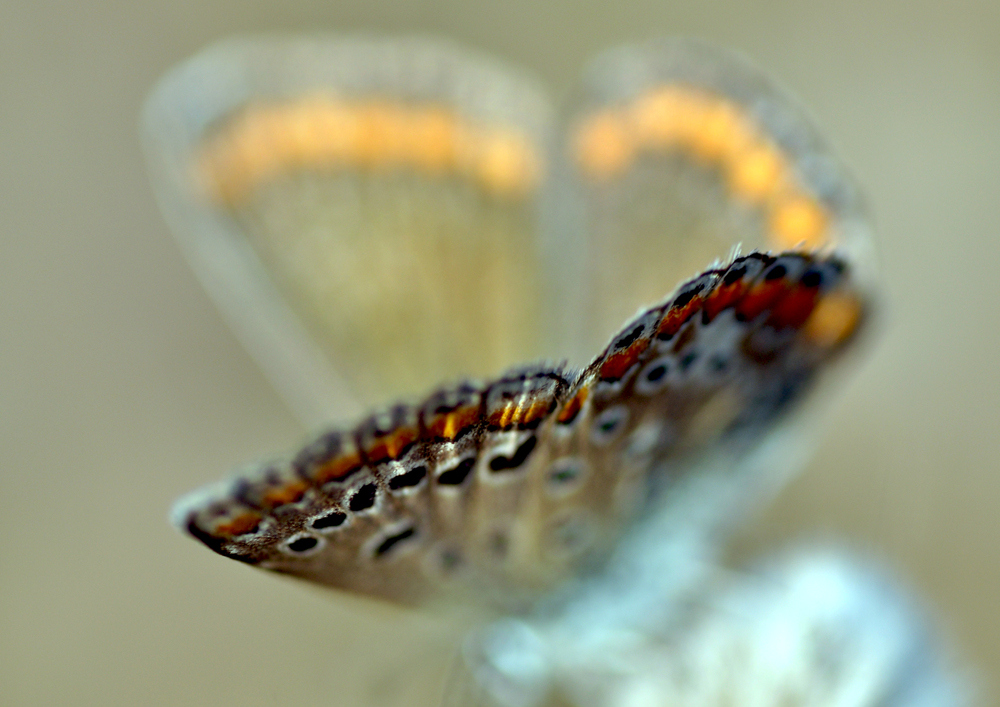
[505,39,881,612]
[559,38,876,358]
[142,36,557,425]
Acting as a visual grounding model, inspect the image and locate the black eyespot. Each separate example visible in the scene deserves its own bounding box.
[521,414,545,431]
[388,465,427,490]
[723,266,747,285]
[679,351,698,371]
[430,402,452,415]
[801,269,823,288]
[645,363,668,382]
[550,465,579,484]
[488,530,509,558]
[709,355,729,372]
[373,527,417,558]
[636,356,673,396]
[489,436,537,472]
[438,457,475,485]
[591,406,629,445]
[614,324,645,350]
[287,536,319,553]
[672,287,700,308]
[548,459,586,487]
[348,483,378,512]
[440,547,463,572]
[764,263,788,281]
[311,512,346,530]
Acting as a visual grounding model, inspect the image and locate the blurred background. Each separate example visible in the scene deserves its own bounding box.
[2,0,998,705]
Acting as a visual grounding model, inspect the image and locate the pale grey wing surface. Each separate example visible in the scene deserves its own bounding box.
[142,36,559,426]
[556,38,876,360]
[469,551,968,707]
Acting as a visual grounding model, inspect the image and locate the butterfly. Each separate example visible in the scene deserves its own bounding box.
[143,36,897,705]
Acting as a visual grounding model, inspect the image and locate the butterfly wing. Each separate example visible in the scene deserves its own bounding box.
[165,37,876,612]
[171,247,867,609]
[558,38,875,359]
[142,36,558,424]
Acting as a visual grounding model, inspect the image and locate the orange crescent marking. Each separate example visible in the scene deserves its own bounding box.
[656,298,703,340]
[599,338,651,381]
[366,426,419,465]
[574,109,635,179]
[769,195,830,250]
[702,282,749,323]
[521,399,552,428]
[214,512,262,538]
[727,142,789,205]
[767,285,820,330]
[556,387,589,425]
[199,97,541,204]
[735,280,788,321]
[312,452,364,485]
[804,293,864,348]
[428,405,479,440]
[261,481,309,509]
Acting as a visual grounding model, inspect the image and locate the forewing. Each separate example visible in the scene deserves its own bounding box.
[143,36,556,424]
[559,38,875,359]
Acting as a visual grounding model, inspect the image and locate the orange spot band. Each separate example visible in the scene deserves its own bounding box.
[557,387,588,425]
[366,426,418,465]
[599,338,651,381]
[312,452,364,485]
[657,298,703,340]
[214,512,262,538]
[199,95,542,204]
[426,405,479,440]
[261,481,309,509]
[804,293,863,348]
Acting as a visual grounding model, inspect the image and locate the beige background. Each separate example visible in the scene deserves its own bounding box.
[2,0,998,705]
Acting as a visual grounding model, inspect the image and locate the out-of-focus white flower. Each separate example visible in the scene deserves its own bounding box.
[468,550,968,707]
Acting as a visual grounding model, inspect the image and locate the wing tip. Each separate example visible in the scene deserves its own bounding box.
[168,477,236,533]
